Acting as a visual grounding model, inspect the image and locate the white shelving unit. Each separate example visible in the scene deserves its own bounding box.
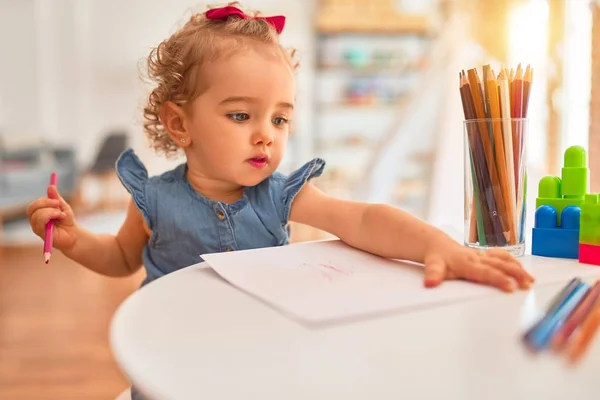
[311,0,444,219]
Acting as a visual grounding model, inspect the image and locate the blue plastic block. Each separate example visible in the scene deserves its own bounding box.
[532,205,581,259]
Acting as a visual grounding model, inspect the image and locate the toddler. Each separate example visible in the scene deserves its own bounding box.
[27,3,533,397]
[27,1,534,296]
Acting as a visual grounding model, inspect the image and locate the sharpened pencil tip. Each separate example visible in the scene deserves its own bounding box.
[44,253,51,264]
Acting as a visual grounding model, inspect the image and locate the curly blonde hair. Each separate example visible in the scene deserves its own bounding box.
[143,2,299,157]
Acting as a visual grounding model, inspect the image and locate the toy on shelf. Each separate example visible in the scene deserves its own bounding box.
[535,145,588,226]
[532,205,581,259]
[579,194,600,265]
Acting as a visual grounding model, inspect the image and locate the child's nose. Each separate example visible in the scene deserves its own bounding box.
[252,126,274,146]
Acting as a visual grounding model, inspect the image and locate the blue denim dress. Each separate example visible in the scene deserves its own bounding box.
[115,148,325,400]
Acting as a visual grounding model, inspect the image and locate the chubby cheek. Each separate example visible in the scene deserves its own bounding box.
[192,120,241,154]
[269,148,284,167]
[208,142,245,169]
[271,134,288,160]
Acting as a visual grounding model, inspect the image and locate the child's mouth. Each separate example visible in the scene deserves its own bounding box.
[248,156,268,168]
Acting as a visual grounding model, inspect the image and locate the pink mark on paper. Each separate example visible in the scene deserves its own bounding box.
[301,262,353,282]
[319,263,351,275]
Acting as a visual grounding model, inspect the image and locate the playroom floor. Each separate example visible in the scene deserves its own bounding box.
[0,245,145,399]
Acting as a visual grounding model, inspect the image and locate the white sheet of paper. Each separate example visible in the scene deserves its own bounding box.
[202,240,600,325]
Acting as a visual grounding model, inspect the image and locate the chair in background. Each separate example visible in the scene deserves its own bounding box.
[72,131,129,212]
[0,132,78,243]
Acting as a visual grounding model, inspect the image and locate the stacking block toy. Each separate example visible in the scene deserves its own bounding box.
[579,244,600,265]
[532,205,581,259]
[535,146,589,226]
[580,194,600,244]
[579,193,600,266]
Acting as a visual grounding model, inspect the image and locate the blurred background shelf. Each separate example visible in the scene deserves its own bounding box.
[312,0,445,230]
[315,0,436,36]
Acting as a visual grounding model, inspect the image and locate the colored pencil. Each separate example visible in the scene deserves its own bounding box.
[518,66,532,243]
[461,71,502,245]
[547,278,583,313]
[526,282,590,351]
[459,73,484,245]
[467,68,509,240]
[552,281,600,350]
[523,278,582,343]
[523,65,533,117]
[498,69,518,244]
[486,66,515,244]
[566,296,600,363]
[44,172,58,264]
[461,72,491,243]
[512,64,524,194]
[513,65,527,245]
[512,64,524,118]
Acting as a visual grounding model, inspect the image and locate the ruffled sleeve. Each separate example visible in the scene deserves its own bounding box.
[115,148,153,229]
[270,158,326,224]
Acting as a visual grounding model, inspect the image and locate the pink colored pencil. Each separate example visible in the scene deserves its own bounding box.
[44,172,58,264]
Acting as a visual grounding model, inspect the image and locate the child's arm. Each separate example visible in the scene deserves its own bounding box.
[290,183,534,291]
[290,183,451,262]
[27,185,148,277]
[63,200,149,277]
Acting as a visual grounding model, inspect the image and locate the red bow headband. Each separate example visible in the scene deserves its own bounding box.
[205,6,285,34]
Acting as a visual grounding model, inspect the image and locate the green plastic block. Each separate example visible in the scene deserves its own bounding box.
[535,198,584,226]
[535,146,590,226]
[562,146,588,199]
[536,176,584,225]
[538,176,561,198]
[580,194,600,245]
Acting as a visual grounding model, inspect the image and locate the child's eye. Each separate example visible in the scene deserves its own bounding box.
[227,113,249,122]
[272,117,288,126]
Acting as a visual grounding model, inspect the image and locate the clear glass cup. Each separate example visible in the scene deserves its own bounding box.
[464,118,528,257]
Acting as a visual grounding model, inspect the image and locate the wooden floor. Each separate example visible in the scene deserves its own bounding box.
[0,245,145,399]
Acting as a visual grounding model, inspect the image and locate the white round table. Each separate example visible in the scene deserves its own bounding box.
[110,260,600,400]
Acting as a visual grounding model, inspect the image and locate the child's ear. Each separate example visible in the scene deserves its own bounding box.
[159,101,192,147]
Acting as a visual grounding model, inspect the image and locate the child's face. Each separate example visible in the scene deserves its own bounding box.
[185,48,295,187]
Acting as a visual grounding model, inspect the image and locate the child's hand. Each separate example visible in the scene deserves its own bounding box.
[423,244,534,292]
[26,184,79,252]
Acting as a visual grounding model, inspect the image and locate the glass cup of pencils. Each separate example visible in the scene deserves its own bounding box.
[460,64,532,257]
